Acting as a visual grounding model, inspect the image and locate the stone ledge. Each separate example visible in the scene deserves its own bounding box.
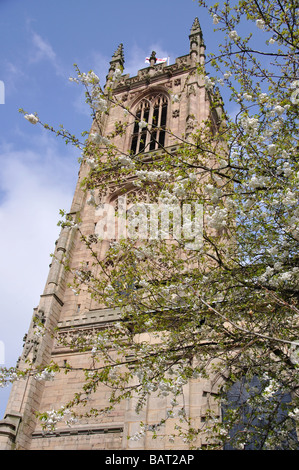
[0,412,22,442]
[57,308,121,330]
[40,292,64,306]
[32,424,123,439]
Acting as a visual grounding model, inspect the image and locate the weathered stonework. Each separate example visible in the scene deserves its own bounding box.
[0,18,222,450]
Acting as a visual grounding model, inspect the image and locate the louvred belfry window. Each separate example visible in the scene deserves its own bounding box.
[130,94,168,155]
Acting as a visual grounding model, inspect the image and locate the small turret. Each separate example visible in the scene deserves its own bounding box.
[106,43,125,85]
[189,17,205,66]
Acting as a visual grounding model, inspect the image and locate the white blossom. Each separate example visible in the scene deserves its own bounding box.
[173,183,185,197]
[282,190,297,205]
[267,246,279,256]
[281,162,292,177]
[138,120,147,130]
[259,266,275,283]
[272,104,285,116]
[258,93,268,103]
[291,87,299,105]
[158,189,179,204]
[87,71,100,84]
[24,114,39,124]
[248,175,270,189]
[35,368,55,382]
[228,30,239,41]
[69,77,79,84]
[268,143,277,155]
[89,132,110,146]
[274,261,283,271]
[205,76,214,90]
[256,19,265,30]
[206,207,228,231]
[112,68,122,81]
[86,157,97,169]
[91,346,97,357]
[243,92,253,101]
[41,407,77,431]
[188,173,197,182]
[135,170,170,182]
[272,120,282,130]
[241,116,259,135]
[95,97,108,112]
[79,71,99,85]
[205,184,215,194]
[262,379,279,398]
[290,80,299,90]
[289,408,299,420]
[226,198,236,210]
[278,271,293,282]
[117,155,135,168]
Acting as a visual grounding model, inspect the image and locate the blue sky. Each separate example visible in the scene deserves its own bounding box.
[0,0,221,419]
[0,0,282,421]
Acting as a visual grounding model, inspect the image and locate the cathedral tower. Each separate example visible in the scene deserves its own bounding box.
[0,18,222,450]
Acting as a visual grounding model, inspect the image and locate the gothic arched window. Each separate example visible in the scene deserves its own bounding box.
[130,94,168,155]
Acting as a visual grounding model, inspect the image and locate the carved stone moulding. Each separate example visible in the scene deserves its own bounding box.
[113,56,191,94]
[53,324,106,354]
[52,308,121,354]
[32,425,123,439]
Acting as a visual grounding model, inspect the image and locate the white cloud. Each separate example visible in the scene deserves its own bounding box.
[29,30,65,77]
[3,61,26,97]
[0,135,79,372]
[31,31,56,63]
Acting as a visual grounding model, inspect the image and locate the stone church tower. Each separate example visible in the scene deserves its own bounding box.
[0,18,223,450]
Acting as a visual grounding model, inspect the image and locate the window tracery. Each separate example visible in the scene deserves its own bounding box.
[130,93,168,155]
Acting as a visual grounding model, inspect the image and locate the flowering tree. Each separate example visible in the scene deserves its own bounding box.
[3,0,299,450]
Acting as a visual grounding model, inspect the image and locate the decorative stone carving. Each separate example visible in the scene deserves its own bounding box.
[114,56,190,91]
[21,333,39,362]
[54,327,98,351]
[121,92,129,102]
[164,81,173,89]
[20,309,46,363]
[186,114,197,133]
[187,84,197,96]
[176,56,189,68]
